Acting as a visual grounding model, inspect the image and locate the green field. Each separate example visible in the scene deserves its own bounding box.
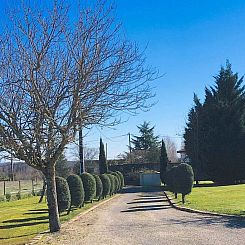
[0,196,102,245]
[169,183,245,216]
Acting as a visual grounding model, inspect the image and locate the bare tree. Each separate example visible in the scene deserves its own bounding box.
[163,137,178,162]
[0,1,157,232]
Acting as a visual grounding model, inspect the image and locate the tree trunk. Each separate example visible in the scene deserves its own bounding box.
[45,166,61,233]
[174,193,177,199]
[182,194,185,204]
[39,179,47,203]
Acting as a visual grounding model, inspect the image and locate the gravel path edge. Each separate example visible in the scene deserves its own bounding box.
[26,194,120,245]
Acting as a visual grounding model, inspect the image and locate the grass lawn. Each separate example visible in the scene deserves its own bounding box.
[0,196,104,245]
[169,183,245,216]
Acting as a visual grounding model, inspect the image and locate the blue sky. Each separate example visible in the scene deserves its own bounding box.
[1,1,245,159]
[82,0,245,158]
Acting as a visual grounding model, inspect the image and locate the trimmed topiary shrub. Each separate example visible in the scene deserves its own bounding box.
[173,163,194,203]
[80,172,96,203]
[111,172,121,191]
[112,175,119,193]
[116,171,125,189]
[100,174,111,198]
[67,174,84,208]
[165,164,194,203]
[107,174,115,195]
[93,174,103,200]
[56,176,71,213]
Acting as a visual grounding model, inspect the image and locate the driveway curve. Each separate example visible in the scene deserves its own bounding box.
[38,186,245,245]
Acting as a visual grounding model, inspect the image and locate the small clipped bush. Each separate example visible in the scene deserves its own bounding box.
[107,174,115,195]
[56,176,71,213]
[174,163,194,203]
[111,172,121,191]
[5,193,11,202]
[100,174,111,198]
[67,174,84,208]
[93,174,103,200]
[80,172,96,203]
[112,175,119,193]
[165,164,194,203]
[116,171,125,188]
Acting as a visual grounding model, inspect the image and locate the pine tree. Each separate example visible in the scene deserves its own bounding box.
[131,121,160,163]
[131,121,159,150]
[160,139,168,184]
[99,138,108,174]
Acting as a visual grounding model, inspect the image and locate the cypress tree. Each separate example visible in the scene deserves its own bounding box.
[159,139,168,184]
[99,138,108,174]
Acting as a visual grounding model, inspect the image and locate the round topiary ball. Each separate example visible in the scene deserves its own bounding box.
[116,171,125,188]
[174,163,194,196]
[107,174,115,195]
[55,176,71,213]
[80,172,96,203]
[100,174,111,198]
[93,174,103,200]
[67,174,84,208]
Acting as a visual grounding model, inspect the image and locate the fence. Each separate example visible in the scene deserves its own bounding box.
[0,179,43,196]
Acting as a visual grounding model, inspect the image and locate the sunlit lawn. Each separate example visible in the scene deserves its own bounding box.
[169,183,245,216]
[0,196,101,245]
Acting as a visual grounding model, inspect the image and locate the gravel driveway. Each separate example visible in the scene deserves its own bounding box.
[38,186,245,245]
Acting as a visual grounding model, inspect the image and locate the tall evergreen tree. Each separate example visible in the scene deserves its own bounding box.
[185,61,245,183]
[201,62,245,182]
[160,139,169,184]
[99,138,108,174]
[131,121,159,150]
[131,121,160,163]
[184,94,207,180]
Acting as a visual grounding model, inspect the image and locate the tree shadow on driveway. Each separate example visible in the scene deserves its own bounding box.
[168,215,245,229]
[121,186,172,213]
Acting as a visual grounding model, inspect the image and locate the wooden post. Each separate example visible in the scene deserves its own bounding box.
[79,128,85,174]
[128,133,132,164]
[19,180,21,193]
[3,181,6,196]
[32,179,34,194]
